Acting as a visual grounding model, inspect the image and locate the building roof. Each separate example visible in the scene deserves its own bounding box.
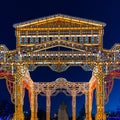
[13,14,106,28]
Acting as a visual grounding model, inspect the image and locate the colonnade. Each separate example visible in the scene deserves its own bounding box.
[27,79,93,120]
[12,65,106,120]
[30,91,92,120]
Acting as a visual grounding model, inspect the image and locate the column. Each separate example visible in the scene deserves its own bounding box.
[72,94,76,120]
[13,65,24,120]
[85,90,92,120]
[30,89,38,120]
[94,65,106,120]
[46,92,51,120]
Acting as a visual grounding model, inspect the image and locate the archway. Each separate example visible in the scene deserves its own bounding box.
[31,77,90,120]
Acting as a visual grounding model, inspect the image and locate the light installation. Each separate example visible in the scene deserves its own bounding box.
[0,14,119,120]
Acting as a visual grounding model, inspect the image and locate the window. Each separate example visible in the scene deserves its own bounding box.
[46,37,49,42]
[71,30,80,35]
[90,47,92,51]
[93,47,98,53]
[24,38,28,44]
[62,37,66,40]
[20,37,23,44]
[38,31,47,35]
[60,30,69,35]
[52,37,56,40]
[41,37,44,43]
[85,37,89,43]
[93,30,99,34]
[28,31,36,35]
[85,47,88,50]
[96,36,100,43]
[69,37,72,42]
[74,37,77,42]
[20,31,26,36]
[30,38,33,43]
[49,30,58,35]
[82,30,91,35]
[91,36,94,43]
[79,37,83,43]
[35,37,39,44]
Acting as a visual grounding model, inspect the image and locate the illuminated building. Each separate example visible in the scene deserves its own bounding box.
[0,14,119,120]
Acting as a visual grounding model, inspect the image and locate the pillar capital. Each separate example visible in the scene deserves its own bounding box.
[93,65,104,78]
[71,91,77,97]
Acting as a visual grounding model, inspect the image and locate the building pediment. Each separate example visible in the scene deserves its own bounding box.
[13,14,106,29]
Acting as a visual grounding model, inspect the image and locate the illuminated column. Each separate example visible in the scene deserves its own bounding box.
[46,92,51,120]
[13,65,24,120]
[85,90,92,120]
[94,65,106,120]
[30,89,38,120]
[72,93,76,120]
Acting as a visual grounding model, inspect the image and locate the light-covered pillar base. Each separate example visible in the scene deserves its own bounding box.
[95,112,106,120]
[13,112,24,120]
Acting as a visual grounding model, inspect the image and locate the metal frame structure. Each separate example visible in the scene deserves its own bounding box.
[0,14,119,120]
[34,78,89,120]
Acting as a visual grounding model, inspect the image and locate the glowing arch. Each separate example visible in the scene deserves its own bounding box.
[104,70,120,103]
[0,70,33,104]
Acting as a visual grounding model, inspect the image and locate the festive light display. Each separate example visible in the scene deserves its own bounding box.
[0,14,119,120]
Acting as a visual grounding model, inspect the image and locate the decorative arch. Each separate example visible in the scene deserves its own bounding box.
[0,70,33,104]
[104,70,120,103]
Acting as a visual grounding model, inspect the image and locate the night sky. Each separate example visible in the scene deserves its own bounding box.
[0,0,120,117]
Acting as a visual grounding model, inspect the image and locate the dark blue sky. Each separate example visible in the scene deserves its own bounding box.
[0,0,120,117]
